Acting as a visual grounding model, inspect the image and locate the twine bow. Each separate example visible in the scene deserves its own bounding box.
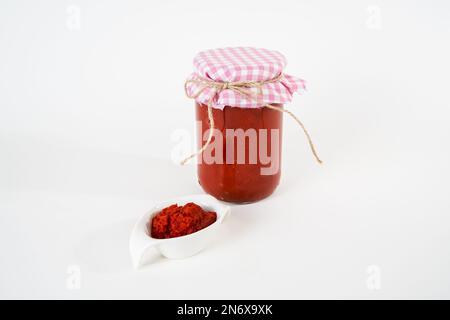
[181,74,322,165]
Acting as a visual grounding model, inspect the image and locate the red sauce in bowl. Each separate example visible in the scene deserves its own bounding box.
[150,202,217,239]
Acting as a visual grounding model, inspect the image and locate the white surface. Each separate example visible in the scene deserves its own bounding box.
[1,0,450,299]
[129,194,230,266]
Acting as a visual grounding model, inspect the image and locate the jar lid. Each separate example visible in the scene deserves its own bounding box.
[185,47,305,109]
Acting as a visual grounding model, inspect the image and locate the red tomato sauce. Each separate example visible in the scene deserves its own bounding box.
[196,102,283,203]
[150,202,217,239]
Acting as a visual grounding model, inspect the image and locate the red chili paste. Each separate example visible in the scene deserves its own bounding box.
[196,103,283,203]
[150,202,217,239]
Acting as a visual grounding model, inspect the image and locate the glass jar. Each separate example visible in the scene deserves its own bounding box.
[184,47,310,203]
[196,102,283,203]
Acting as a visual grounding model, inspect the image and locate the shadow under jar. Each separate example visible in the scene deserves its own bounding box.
[196,102,283,203]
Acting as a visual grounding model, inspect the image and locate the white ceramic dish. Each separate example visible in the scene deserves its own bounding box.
[129,194,230,268]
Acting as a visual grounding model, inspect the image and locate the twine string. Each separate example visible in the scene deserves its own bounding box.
[180,102,214,165]
[263,104,322,164]
[181,74,322,165]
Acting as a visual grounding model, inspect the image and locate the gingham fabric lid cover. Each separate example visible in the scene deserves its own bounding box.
[185,47,306,109]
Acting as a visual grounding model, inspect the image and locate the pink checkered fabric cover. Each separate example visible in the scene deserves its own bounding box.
[185,47,306,109]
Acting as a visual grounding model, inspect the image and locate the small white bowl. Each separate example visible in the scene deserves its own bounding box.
[129,194,230,268]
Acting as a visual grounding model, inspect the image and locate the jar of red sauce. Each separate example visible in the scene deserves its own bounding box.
[196,102,283,203]
[184,47,308,203]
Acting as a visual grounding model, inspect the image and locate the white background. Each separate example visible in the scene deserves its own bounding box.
[1,0,450,299]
